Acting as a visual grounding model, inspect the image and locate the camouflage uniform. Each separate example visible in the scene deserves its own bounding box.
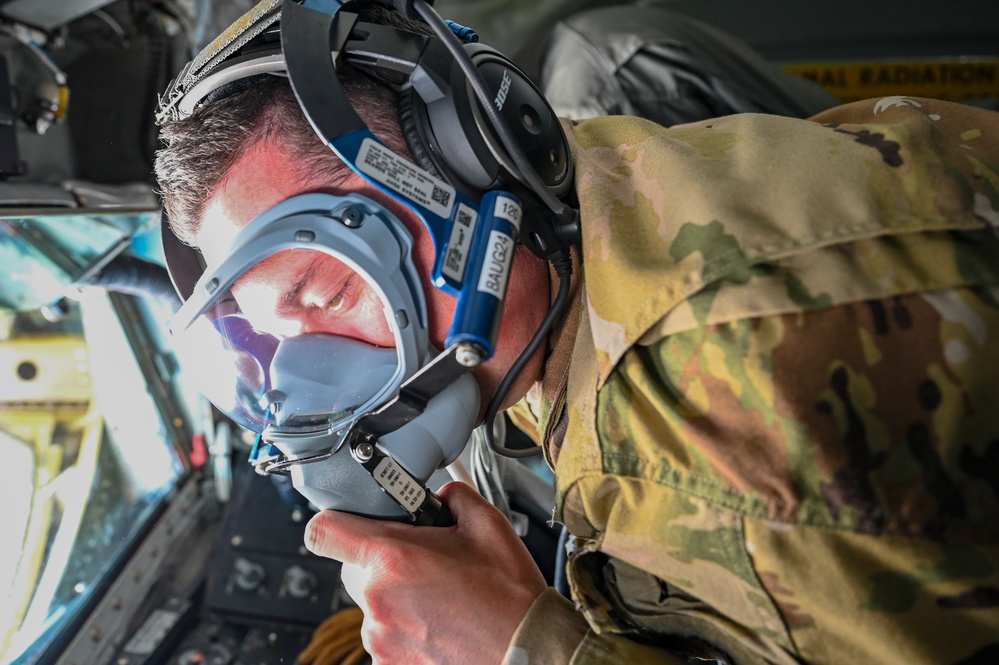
[504,97,999,664]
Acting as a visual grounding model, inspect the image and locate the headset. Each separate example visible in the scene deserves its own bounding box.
[160,0,579,525]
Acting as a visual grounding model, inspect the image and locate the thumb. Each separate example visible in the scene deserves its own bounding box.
[437,481,512,534]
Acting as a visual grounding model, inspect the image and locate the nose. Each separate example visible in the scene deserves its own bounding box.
[263,307,309,338]
[291,291,331,336]
[301,288,326,310]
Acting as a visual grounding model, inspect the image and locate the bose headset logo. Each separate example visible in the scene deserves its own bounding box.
[494,69,512,110]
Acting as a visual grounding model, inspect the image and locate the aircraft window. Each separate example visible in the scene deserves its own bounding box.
[0,213,145,313]
[0,285,189,664]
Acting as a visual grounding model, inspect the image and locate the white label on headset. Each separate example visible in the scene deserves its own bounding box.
[356,138,455,219]
[442,203,479,282]
[477,230,515,300]
[493,195,522,231]
[373,456,425,513]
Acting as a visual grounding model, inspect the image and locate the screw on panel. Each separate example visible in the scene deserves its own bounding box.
[354,442,374,462]
[340,207,363,228]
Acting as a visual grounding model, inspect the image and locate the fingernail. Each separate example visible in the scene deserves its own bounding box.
[303,515,319,554]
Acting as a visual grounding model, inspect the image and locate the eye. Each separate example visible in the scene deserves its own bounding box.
[324,277,352,311]
[325,293,344,310]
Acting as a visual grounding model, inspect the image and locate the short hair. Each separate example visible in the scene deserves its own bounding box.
[154,3,428,247]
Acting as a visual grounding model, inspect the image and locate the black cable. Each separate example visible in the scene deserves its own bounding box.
[411,0,577,231]
[483,250,572,458]
[409,0,580,457]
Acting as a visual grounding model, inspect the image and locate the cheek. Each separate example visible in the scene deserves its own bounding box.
[409,240,457,349]
[356,288,396,348]
[232,284,281,329]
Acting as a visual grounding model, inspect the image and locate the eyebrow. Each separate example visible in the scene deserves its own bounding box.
[274,260,317,318]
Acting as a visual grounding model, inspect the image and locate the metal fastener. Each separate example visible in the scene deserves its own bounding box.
[354,442,374,462]
[455,342,484,368]
[340,206,363,228]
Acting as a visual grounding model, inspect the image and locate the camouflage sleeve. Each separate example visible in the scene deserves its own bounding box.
[504,588,687,665]
[551,98,999,664]
[584,285,999,664]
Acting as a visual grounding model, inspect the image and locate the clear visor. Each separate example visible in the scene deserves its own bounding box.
[175,324,402,434]
[169,193,429,434]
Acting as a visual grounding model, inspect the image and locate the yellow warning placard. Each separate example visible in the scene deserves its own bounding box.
[784,60,999,102]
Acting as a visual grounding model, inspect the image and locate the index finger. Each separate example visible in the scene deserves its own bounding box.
[305,509,404,565]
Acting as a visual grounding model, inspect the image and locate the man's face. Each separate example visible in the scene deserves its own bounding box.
[193,136,552,416]
[227,249,394,345]
[196,140,406,347]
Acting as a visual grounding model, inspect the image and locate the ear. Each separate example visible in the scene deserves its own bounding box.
[399,41,571,200]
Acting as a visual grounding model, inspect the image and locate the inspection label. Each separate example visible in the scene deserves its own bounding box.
[356,138,455,219]
[442,203,479,282]
[477,230,515,300]
[785,59,999,101]
[493,195,522,231]
[373,456,425,513]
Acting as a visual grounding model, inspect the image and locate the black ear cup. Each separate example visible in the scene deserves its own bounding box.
[398,87,445,178]
[400,41,572,200]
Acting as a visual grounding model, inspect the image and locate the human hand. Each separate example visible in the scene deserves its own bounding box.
[304,481,548,665]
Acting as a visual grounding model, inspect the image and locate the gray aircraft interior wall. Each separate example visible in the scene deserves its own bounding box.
[0,1,194,196]
[649,0,998,61]
[3,0,995,194]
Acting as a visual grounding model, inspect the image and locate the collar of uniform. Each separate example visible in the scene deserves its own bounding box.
[530,244,583,462]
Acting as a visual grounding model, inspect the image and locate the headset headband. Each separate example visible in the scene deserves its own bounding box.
[158,10,439,126]
[157,0,282,125]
